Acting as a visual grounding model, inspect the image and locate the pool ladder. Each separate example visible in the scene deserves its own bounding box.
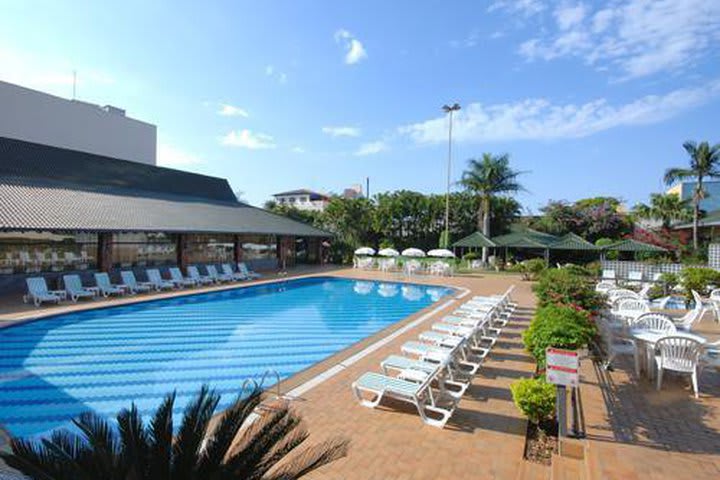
[239,368,283,400]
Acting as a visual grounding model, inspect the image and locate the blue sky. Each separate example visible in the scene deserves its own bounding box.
[1,0,719,211]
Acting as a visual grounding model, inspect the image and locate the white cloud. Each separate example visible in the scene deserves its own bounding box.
[264,64,288,83]
[221,129,276,149]
[554,3,586,30]
[399,79,720,143]
[217,104,249,117]
[157,142,203,167]
[322,126,361,137]
[291,146,305,153]
[451,29,481,48]
[488,0,545,17]
[355,141,387,156]
[334,29,368,65]
[516,0,720,79]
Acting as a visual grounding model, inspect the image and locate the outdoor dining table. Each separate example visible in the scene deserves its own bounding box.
[630,329,707,379]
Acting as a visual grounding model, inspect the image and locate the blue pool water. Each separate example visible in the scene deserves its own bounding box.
[0,277,452,438]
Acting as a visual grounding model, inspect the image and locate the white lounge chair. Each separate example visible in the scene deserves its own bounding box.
[222,263,246,281]
[238,262,261,279]
[23,277,66,307]
[673,291,705,331]
[187,265,215,285]
[146,269,175,291]
[120,271,153,294]
[206,265,233,283]
[402,339,480,375]
[94,272,126,297]
[352,371,456,428]
[169,267,197,288]
[63,274,96,302]
[380,354,469,399]
[419,330,489,360]
[655,336,704,398]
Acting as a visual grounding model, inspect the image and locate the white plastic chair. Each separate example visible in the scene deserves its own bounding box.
[631,313,677,333]
[655,336,704,398]
[673,291,706,331]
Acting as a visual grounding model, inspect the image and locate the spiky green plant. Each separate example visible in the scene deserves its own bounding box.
[0,386,348,480]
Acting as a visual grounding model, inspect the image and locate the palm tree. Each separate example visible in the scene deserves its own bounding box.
[664,141,720,251]
[633,193,693,229]
[0,385,348,480]
[459,153,524,261]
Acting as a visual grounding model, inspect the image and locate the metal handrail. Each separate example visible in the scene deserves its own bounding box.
[255,368,282,399]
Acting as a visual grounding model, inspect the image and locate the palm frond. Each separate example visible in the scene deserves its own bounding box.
[72,411,118,475]
[0,438,61,480]
[197,387,264,474]
[171,385,220,478]
[663,167,694,186]
[148,391,175,480]
[263,438,349,480]
[117,403,149,479]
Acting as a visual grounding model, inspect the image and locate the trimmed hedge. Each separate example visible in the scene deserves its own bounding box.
[511,377,556,425]
[523,304,596,366]
[533,269,603,312]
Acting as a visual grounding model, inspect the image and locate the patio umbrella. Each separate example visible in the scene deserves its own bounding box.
[354,247,376,256]
[427,248,455,258]
[401,248,426,257]
[378,248,400,257]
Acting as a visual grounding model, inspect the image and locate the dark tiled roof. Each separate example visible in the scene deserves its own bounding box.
[0,138,331,237]
[452,231,496,248]
[273,189,329,200]
[549,233,599,250]
[0,136,236,202]
[602,239,667,253]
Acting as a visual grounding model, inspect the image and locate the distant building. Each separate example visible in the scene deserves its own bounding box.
[343,184,363,199]
[666,180,720,212]
[273,189,330,211]
[0,80,156,165]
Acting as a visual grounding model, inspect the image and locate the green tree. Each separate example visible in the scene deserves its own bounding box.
[459,153,524,261]
[633,193,693,229]
[0,386,347,480]
[664,140,720,251]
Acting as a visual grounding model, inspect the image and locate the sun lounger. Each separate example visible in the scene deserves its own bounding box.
[402,339,480,375]
[94,272,126,297]
[187,265,214,285]
[351,371,456,428]
[380,354,469,399]
[120,271,153,294]
[63,274,96,302]
[206,265,233,283]
[146,269,175,291]
[169,267,197,288]
[222,263,246,281]
[23,277,66,307]
[238,262,261,279]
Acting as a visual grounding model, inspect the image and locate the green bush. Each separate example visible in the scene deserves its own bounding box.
[463,251,480,261]
[523,304,596,366]
[648,272,679,299]
[378,239,394,249]
[533,269,603,311]
[511,377,556,425]
[594,238,618,260]
[680,267,720,301]
[510,258,547,281]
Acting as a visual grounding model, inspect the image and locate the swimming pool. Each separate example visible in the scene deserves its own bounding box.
[0,276,453,438]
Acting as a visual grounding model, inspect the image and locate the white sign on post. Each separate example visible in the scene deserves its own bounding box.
[546,347,579,387]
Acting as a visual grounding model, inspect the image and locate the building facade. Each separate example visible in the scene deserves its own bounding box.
[0,80,156,165]
[273,189,330,211]
[666,180,720,213]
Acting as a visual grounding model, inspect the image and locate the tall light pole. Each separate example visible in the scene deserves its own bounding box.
[442,103,461,248]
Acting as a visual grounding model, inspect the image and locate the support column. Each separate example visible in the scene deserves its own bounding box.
[318,239,326,266]
[176,234,189,272]
[97,232,113,272]
[233,235,244,264]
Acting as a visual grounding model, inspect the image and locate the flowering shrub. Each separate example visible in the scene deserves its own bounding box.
[523,304,596,366]
[533,269,603,312]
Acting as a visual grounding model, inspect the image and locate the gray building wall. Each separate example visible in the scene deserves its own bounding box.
[0,80,156,165]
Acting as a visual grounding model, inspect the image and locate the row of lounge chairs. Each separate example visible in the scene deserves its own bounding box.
[23,262,262,307]
[351,286,517,427]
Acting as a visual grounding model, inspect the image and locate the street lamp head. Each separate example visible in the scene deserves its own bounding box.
[442,103,461,113]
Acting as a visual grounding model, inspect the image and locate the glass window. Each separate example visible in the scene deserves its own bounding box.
[0,231,98,274]
[186,234,235,264]
[239,234,277,261]
[110,232,177,268]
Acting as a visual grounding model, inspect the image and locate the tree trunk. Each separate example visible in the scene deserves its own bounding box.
[481,196,491,263]
[693,177,703,252]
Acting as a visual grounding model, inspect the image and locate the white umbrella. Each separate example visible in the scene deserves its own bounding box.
[378,248,400,257]
[427,249,456,258]
[354,247,376,256]
[401,248,426,257]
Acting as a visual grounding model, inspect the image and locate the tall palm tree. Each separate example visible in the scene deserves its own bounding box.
[0,385,348,480]
[459,153,524,261]
[664,141,720,251]
[633,193,693,229]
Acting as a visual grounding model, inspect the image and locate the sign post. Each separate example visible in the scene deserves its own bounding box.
[545,348,579,439]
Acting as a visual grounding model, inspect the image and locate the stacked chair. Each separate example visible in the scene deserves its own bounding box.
[352,286,517,428]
